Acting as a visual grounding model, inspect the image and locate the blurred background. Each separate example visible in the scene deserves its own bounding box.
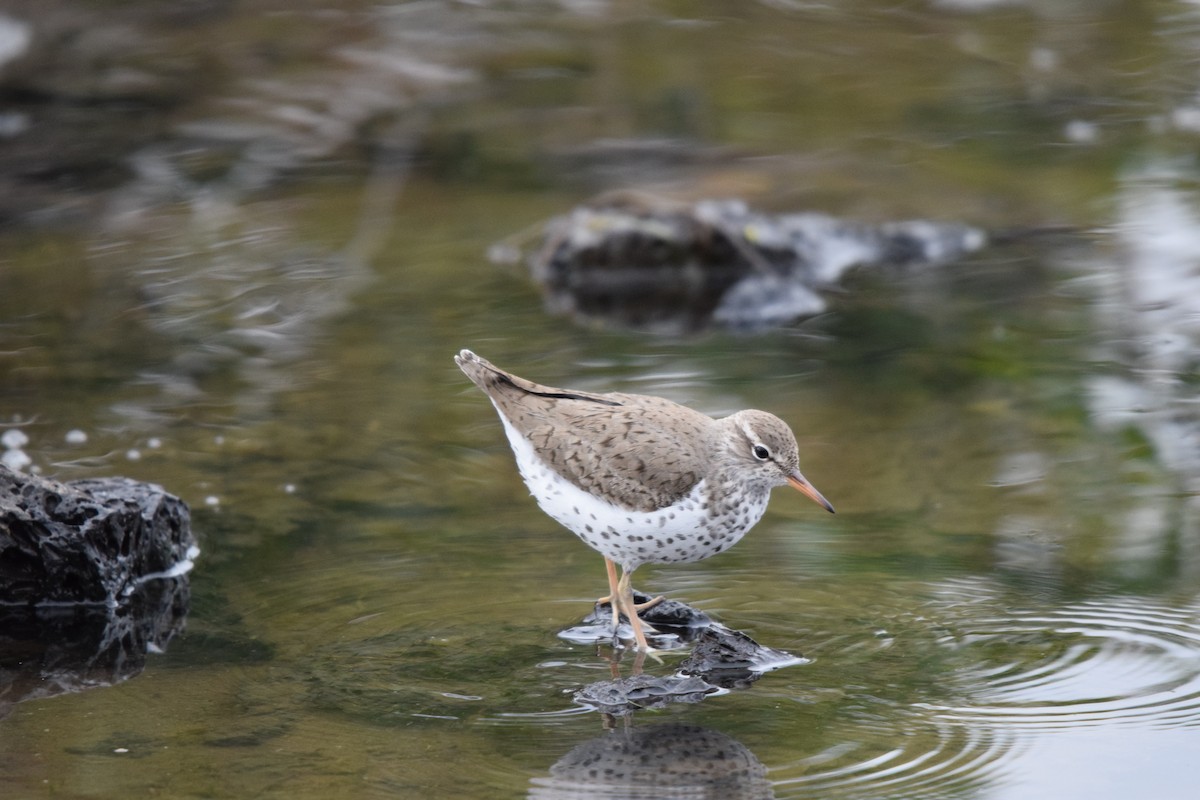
[2,1,1200,798]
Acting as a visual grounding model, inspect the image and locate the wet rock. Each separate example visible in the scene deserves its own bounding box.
[531,722,773,800]
[559,590,713,651]
[567,595,806,716]
[633,591,714,630]
[680,625,806,690]
[0,465,195,712]
[501,194,986,332]
[0,464,195,607]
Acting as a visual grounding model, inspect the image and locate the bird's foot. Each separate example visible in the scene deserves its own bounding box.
[596,592,665,612]
[631,594,665,613]
[607,629,663,668]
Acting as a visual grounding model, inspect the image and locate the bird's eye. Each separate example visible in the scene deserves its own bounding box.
[752,444,770,461]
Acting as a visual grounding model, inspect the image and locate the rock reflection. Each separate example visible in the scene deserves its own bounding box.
[0,576,189,717]
[574,674,719,717]
[529,722,773,800]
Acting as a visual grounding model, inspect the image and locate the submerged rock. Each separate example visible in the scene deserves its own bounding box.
[0,465,195,606]
[500,194,986,332]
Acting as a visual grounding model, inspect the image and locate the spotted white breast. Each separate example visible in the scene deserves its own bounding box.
[496,410,768,570]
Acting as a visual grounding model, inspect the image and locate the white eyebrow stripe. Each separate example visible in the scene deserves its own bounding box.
[740,421,761,444]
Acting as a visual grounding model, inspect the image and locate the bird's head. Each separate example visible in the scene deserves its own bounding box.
[723,409,834,513]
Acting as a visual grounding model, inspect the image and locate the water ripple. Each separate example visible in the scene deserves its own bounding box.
[924,585,1200,731]
[773,712,1023,799]
[771,586,1200,798]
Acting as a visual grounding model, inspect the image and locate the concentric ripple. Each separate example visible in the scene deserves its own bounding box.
[765,587,1200,798]
[922,583,1200,731]
[772,714,1023,800]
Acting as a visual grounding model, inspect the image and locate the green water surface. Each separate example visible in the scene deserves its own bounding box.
[2,2,1200,798]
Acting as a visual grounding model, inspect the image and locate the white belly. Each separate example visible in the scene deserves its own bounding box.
[495,410,766,570]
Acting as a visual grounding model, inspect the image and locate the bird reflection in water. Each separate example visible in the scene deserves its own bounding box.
[529,722,774,800]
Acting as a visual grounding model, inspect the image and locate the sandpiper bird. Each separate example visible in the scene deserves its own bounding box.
[455,349,834,652]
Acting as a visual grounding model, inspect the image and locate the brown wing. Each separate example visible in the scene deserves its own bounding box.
[521,392,712,512]
[456,350,711,511]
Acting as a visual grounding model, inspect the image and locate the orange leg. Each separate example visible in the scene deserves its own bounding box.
[603,558,621,633]
[596,594,666,612]
[616,568,653,653]
[596,559,665,612]
[632,594,665,612]
[598,559,660,653]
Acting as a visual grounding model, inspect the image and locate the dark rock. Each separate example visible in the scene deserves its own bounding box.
[571,624,806,716]
[680,625,807,689]
[597,589,713,631]
[500,194,986,333]
[635,592,714,630]
[559,589,713,651]
[566,596,807,716]
[0,464,195,606]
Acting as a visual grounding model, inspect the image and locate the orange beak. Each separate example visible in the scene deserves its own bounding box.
[787,471,835,513]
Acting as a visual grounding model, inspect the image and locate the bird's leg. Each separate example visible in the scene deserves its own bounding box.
[598,558,620,605]
[616,568,653,653]
[601,558,621,637]
[631,594,665,612]
[600,594,665,612]
[598,558,664,612]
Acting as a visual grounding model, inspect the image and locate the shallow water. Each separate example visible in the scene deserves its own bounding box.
[3,1,1200,798]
